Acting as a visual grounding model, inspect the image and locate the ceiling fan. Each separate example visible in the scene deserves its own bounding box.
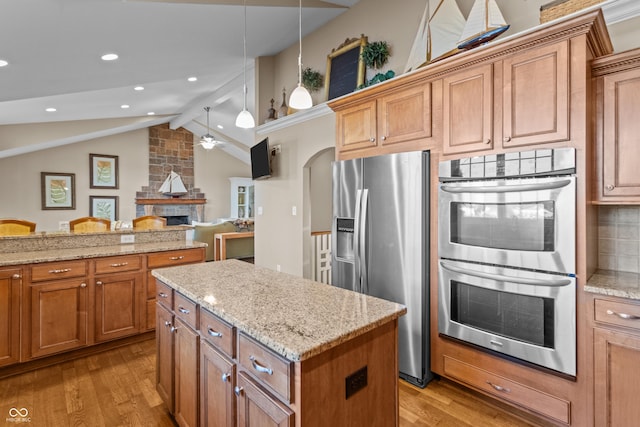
[199,107,224,150]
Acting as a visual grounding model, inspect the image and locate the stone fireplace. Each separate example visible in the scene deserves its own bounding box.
[135,124,206,223]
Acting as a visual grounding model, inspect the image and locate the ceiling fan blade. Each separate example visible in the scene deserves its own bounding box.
[128,0,348,8]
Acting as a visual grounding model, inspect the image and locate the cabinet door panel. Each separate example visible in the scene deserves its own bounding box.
[30,279,88,358]
[95,272,142,342]
[601,68,640,199]
[0,268,21,367]
[156,303,174,413]
[443,63,493,154]
[503,41,569,147]
[174,317,199,427]
[236,372,293,427]
[378,83,431,146]
[201,341,236,427]
[594,328,640,427]
[336,100,377,153]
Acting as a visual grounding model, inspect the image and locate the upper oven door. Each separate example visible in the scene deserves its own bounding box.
[438,175,575,274]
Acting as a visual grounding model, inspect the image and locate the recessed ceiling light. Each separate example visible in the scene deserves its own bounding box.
[147,112,155,115]
[217,124,224,130]
[187,76,197,82]
[121,104,130,109]
[134,86,144,91]
[45,107,57,112]
[0,59,8,67]
[101,53,119,61]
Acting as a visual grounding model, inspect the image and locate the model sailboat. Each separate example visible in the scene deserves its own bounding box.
[158,171,187,197]
[457,0,510,50]
[404,0,466,72]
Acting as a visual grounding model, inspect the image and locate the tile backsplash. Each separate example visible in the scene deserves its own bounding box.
[598,206,640,273]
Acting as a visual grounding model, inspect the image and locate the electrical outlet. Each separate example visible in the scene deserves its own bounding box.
[121,234,135,244]
[258,206,263,216]
[276,264,281,272]
[292,206,297,216]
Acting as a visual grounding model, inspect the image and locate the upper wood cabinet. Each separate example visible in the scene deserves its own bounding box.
[442,40,570,155]
[592,48,640,203]
[332,82,433,160]
[0,267,22,367]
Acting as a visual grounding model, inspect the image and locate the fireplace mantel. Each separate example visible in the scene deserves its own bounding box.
[135,198,206,205]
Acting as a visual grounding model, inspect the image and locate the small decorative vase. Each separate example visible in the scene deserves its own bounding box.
[265,98,277,123]
[278,88,288,119]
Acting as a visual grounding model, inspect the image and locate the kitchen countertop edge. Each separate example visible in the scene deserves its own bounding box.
[585,269,640,300]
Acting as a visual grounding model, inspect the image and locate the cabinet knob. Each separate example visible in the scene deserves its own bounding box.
[164,321,172,328]
[170,326,178,333]
[504,136,512,142]
[80,283,87,288]
[96,281,104,286]
[381,136,387,141]
[12,273,21,279]
[369,137,376,142]
[234,386,244,397]
[221,373,231,383]
[605,184,614,191]
[485,139,491,144]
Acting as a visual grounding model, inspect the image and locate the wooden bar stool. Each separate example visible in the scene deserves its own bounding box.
[0,219,36,236]
[133,215,166,230]
[69,217,111,233]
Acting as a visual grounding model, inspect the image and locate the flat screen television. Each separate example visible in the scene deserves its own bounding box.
[250,137,271,180]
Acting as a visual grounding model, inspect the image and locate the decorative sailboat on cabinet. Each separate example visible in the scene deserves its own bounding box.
[404,0,466,72]
[457,0,510,50]
[158,170,188,198]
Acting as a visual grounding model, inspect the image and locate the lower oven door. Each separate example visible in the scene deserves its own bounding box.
[438,259,576,376]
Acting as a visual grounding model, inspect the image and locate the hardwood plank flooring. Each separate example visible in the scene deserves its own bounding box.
[0,338,542,426]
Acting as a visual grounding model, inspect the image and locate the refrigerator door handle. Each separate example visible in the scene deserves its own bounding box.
[353,189,363,291]
[359,189,369,294]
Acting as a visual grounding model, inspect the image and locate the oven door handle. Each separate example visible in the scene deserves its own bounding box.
[439,261,573,287]
[440,179,572,194]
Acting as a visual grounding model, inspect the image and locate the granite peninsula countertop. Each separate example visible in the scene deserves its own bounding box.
[152,259,407,362]
[585,270,640,300]
[0,240,206,267]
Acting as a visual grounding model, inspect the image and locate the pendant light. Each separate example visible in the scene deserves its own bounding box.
[289,0,313,110]
[235,0,256,129]
[200,107,218,150]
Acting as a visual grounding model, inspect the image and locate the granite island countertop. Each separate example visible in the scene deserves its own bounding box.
[152,259,407,362]
[585,269,640,300]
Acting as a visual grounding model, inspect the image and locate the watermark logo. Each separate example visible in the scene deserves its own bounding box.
[6,407,31,423]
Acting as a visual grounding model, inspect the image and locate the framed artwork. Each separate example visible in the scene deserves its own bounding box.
[41,172,75,210]
[90,196,119,222]
[90,153,119,189]
[325,35,367,101]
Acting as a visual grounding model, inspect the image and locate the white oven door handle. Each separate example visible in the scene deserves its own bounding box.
[440,179,572,194]
[439,261,573,287]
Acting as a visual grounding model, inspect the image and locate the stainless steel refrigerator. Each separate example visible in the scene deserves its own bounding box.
[331,150,432,387]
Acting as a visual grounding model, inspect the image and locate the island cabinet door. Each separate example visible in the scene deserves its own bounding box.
[94,271,143,342]
[156,303,175,413]
[174,317,200,427]
[236,371,293,427]
[29,278,88,359]
[0,267,21,367]
[200,340,236,427]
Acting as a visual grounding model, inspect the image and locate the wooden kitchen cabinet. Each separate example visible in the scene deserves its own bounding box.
[236,371,294,427]
[0,267,22,367]
[592,48,640,203]
[593,297,640,427]
[332,82,433,160]
[201,341,236,427]
[174,316,200,427]
[156,301,175,413]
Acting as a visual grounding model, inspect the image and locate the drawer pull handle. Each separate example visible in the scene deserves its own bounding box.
[234,386,244,397]
[607,309,639,320]
[170,256,185,261]
[109,262,129,268]
[178,307,190,315]
[158,292,168,298]
[221,373,231,383]
[12,273,21,279]
[49,268,71,274]
[249,356,273,375]
[486,381,510,393]
[207,327,223,338]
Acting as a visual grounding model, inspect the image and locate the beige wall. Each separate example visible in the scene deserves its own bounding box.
[309,148,334,233]
[0,124,250,232]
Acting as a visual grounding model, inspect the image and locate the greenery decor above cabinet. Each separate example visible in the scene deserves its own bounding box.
[592,47,640,203]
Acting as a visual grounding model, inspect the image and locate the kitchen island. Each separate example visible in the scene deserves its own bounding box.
[152,259,407,427]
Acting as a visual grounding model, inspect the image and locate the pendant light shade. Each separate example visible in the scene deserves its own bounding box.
[236,0,255,129]
[200,106,218,150]
[289,0,312,110]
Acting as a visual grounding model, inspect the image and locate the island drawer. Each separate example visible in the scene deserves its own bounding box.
[156,280,173,310]
[595,298,640,332]
[94,254,142,274]
[238,333,293,404]
[31,260,88,282]
[174,292,198,329]
[200,308,235,358]
[148,249,204,268]
[443,356,570,424]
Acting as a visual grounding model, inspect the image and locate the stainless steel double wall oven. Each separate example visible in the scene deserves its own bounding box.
[438,148,577,376]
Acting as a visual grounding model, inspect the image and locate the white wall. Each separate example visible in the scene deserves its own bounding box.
[0,125,250,232]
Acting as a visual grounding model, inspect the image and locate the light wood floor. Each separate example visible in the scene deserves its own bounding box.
[0,338,540,426]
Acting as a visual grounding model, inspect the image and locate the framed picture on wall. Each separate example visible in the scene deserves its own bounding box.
[90,196,119,222]
[90,153,119,189]
[41,172,76,210]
